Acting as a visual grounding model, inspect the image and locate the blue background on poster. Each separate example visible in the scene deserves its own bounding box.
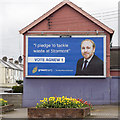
[27,37,104,76]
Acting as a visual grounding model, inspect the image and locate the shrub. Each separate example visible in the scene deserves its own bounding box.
[0,98,8,106]
[12,85,23,93]
[36,96,92,109]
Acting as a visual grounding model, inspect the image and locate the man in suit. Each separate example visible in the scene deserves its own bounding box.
[75,39,103,76]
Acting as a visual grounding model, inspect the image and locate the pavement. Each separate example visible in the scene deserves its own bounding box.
[87,105,119,119]
[0,105,119,119]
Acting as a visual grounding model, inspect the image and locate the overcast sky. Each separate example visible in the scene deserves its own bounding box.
[0,0,119,60]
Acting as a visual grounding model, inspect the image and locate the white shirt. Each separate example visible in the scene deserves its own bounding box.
[82,54,94,70]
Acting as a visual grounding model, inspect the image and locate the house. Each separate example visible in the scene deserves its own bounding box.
[8,58,23,82]
[0,57,23,88]
[0,59,10,87]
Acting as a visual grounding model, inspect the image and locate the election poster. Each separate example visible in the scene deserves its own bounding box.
[26,35,106,78]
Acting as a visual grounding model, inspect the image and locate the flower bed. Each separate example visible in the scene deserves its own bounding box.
[28,107,90,118]
[0,98,14,113]
[28,96,92,118]
[0,104,14,114]
[0,98,8,106]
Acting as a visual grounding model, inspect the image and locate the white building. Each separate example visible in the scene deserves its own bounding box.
[0,59,9,86]
[0,57,23,88]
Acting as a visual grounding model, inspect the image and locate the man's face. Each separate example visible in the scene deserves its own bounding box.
[81,40,95,60]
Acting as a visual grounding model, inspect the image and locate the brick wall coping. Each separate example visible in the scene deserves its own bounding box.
[0,93,22,95]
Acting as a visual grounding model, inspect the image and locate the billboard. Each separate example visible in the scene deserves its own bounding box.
[26,35,106,78]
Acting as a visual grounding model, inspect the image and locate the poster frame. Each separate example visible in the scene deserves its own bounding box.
[25,35,106,78]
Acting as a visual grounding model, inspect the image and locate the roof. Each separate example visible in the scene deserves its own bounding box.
[4,61,18,70]
[19,0,114,34]
[0,59,9,68]
[110,46,120,50]
[0,59,23,71]
[10,62,23,71]
[0,59,13,69]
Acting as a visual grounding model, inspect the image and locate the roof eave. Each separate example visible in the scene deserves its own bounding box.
[67,2,114,34]
[19,1,67,34]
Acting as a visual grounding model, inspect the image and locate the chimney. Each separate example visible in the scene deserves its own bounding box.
[2,56,7,62]
[14,60,19,65]
[9,58,13,63]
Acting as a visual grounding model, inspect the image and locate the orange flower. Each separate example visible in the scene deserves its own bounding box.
[80,98,82,102]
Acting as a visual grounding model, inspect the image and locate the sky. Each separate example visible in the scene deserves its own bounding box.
[0,0,119,60]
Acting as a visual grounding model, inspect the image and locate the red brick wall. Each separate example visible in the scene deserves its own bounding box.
[23,35,26,77]
[110,70,120,76]
[29,5,104,32]
[106,34,111,77]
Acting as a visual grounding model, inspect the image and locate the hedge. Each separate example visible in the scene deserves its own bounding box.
[12,85,23,93]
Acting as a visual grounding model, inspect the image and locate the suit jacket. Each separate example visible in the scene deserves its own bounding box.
[75,55,103,76]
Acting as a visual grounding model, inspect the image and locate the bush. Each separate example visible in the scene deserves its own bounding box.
[12,85,23,93]
[16,80,23,85]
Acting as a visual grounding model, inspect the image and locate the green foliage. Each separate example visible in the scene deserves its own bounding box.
[0,98,8,106]
[16,80,23,85]
[12,85,23,93]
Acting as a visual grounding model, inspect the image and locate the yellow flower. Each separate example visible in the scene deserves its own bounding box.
[44,98,47,101]
[40,100,44,102]
[4,100,7,103]
[62,96,64,99]
[57,97,61,101]
[37,103,39,105]
[49,97,55,101]
[64,98,67,100]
